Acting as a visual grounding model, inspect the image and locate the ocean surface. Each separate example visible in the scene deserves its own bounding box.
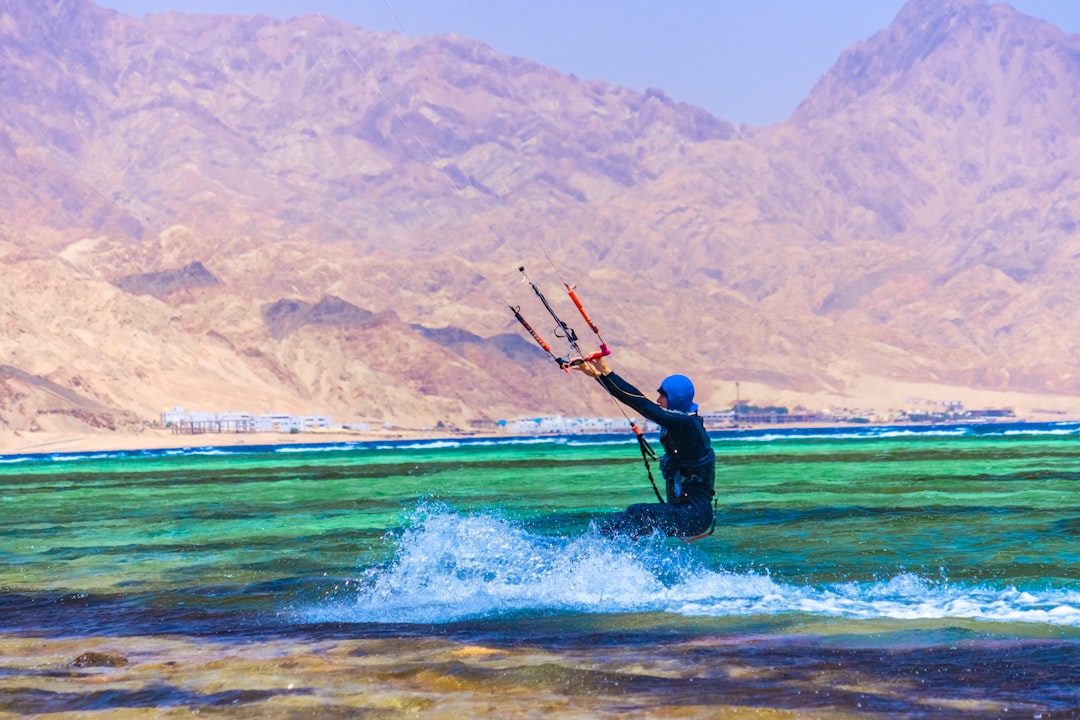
[2,422,1079,718]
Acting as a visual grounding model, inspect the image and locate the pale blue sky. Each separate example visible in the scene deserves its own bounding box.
[94,1,1080,125]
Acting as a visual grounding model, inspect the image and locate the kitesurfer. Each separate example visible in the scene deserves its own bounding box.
[573,356,715,539]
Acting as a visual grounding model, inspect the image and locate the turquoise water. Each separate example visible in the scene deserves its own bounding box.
[2,424,1079,716]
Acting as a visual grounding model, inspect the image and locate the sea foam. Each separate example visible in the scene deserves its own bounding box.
[303,504,1080,627]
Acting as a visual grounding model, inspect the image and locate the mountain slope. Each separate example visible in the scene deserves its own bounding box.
[2,0,1080,437]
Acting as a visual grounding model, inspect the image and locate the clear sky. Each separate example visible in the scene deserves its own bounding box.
[93,0,1080,125]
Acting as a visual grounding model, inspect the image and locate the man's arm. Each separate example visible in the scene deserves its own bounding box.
[575,357,693,428]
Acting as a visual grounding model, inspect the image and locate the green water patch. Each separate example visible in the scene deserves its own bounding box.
[2,434,1079,603]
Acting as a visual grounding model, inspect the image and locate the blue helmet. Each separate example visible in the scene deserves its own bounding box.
[658,374,697,413]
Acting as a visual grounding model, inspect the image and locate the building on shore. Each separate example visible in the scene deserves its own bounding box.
[499,415,660,435]
[162,407,333,434]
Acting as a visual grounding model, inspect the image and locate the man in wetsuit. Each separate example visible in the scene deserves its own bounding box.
[573,356,715,539]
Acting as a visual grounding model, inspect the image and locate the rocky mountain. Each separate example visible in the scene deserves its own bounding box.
[115,261,218,298]
[2,0,1080,437]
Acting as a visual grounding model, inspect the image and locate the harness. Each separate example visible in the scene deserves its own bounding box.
[664,450,717,544]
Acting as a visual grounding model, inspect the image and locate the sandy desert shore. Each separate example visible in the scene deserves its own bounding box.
[3,411,1078,458]
[0,427,451,456]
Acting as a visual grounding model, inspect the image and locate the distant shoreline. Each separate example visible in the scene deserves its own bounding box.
[0,427,436,457]
[3,415,1079,459]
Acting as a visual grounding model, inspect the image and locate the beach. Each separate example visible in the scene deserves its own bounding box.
[0,426,438,456]
[4,406,1075,458]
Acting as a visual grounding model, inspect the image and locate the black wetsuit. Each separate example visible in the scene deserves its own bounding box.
[596,371,715,539]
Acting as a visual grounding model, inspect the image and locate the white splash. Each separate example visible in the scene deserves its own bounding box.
[303,504,1080,627]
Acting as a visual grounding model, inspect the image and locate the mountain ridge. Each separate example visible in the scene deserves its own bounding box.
[2,0,1080,437]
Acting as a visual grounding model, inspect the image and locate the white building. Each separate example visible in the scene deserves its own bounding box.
[163,407,334,434]
[502,415,658,435]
